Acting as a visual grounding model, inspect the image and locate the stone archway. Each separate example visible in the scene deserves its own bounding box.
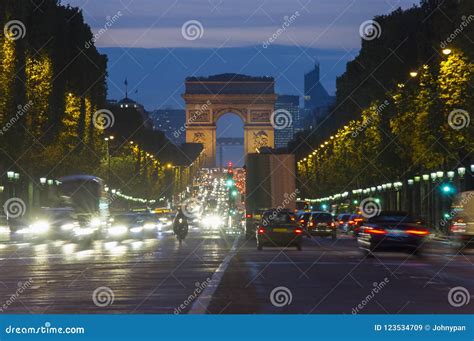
[183,74,276,168]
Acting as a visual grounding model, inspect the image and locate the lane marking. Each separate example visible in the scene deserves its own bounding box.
[188,235,240,314]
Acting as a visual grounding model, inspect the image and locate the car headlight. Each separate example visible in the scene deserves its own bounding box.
[130,227,143,233]
[61,223,75,231]
[109,225,127,236]
[90,217,102,227]
[75,227,94,236]
[29,221,50,234]
[144,223,156,230]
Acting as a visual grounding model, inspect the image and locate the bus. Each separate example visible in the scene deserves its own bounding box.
[58,175,109,226]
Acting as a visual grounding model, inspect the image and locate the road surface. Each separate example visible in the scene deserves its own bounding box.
[0,230,472,314]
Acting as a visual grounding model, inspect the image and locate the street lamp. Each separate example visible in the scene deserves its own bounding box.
[7,171,14,180]
[458,167,466,178]
[442,48,452,55]
[14,173,20,180]
[409,71,418,78]
[422,174,430,181]
[40,177,47,185]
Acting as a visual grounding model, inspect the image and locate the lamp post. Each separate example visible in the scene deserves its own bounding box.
[104,135,114,184]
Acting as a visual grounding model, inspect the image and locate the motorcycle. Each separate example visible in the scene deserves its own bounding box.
[173,217,188,245]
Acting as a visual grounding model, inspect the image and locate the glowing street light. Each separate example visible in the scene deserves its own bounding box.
[442,48,452,55]
[409,71,418,78]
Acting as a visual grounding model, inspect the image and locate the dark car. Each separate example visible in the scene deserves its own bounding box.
[298,212,312,229]
[336,213,351,233]
[348,214,364,236]
[307,212,337,239]
[449,191,474,250]
[107,214,145,240]
[357,211,430,257]
[256,210,303,251]
[245,209,267,240]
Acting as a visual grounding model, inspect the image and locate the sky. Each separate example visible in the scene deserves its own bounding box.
[62,0,419,165]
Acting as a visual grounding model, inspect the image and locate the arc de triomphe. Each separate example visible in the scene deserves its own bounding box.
[183,74,276,168]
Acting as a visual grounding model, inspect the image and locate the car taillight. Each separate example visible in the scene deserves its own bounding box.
[246,214,253,219]
[450,222,466,233]
[406,229,429,236]
[348,220,354,225]
[295,228,303,234]
[257,227,265,234]
[339,220,344,224]
[309,222,314,227]
[299,219,305,223]
[365,228,386,235]
[330,222,335,228]
[354,218,363,223]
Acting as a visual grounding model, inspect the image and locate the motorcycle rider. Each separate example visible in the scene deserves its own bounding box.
[173,207,189,245]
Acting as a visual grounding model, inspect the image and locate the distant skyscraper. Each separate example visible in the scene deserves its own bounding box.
[151,109,186,145]
[304,62,335,126]
[274,95,299,149]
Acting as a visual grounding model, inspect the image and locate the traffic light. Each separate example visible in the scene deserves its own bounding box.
[231,190,238,197]
[226,179,234,187]
[440,183,455,194]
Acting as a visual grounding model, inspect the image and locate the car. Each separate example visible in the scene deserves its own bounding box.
[256,209,303,251]
[348,214,364,236]
[336,213,351,233]
[357,211,430,257]
[297,212,312,229]
[107,214,145,240]
[307,212,337,239]
[449,191,474,250]
[137,213,160,237]
[12,208,85,243]
[245,209,267,240]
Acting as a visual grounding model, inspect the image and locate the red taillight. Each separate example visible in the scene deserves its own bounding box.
[354,218,363,223]
[257,227,265,234]
[330,222,335,227]
[365,228,386,235]
[308,222,314,227]
[299,219,304,223]
[246,214,253,219]
[295,228,303,234]
[406,229,429,236]
[339,220,344,224]
[348,220,355,225]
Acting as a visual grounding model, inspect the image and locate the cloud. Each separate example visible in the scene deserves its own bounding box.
[64,0,418,48]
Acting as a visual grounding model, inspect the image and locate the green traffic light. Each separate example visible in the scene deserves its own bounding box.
[231,190,238,197]
[226,179,234,187]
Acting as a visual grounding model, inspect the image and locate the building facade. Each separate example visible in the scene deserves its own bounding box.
[303,63,335,127]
